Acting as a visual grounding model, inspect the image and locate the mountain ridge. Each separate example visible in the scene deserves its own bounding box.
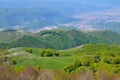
[0,29,120,50]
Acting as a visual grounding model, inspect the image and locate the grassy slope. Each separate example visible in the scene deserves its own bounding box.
[14,57,78,70]
[5,47,80,70]
[0,29,109,49]
[2,43,119,72]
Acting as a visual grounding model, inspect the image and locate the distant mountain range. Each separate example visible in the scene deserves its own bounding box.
[0,29,120,49]
[0,0,120,33]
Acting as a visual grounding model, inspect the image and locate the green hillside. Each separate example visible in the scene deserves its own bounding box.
[0,44,120,73]
[88,30,120,45]
[0,29,109,49]
[0,43,120,79]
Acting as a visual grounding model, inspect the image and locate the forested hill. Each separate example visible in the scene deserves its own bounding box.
[0,29,120,49]
[88,30,120,45]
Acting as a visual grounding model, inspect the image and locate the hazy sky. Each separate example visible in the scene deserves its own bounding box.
[0,0,120,13]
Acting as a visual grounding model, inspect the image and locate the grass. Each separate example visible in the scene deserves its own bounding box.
[4,44,120,73]
[5,47,81,70]
[14,57,80,70]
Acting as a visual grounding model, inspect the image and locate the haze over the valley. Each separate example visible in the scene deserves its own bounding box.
[0,0,120,33]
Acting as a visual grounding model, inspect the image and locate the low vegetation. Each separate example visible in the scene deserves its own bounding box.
[0,43,120,80]
[0,29,114,49]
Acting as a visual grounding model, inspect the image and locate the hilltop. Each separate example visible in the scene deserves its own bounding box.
[0,29,120,49]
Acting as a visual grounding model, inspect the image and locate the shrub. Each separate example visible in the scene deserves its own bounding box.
[93,55,101,63]
[112,57,120,64]
[64,60,82,73]
[26,48,32,53]
[41,49,60,57]
[81,56,91,66]
[12,60,17,65]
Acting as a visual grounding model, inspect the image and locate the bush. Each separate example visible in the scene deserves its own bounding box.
[112,57,120,64]
[102,56,113,64]
[93,55,101,63]
[81,56,91,66]
[12,60,17,65]
[64,60,82,73]
[41,49,60,57]
[26,48,33,53]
